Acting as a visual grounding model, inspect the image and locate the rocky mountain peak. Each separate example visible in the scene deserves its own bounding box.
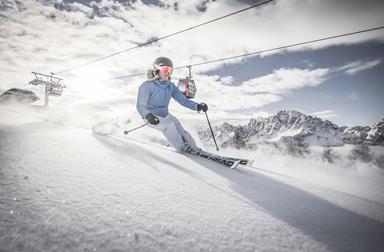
[198,111,384,148]
[366,118,384,145]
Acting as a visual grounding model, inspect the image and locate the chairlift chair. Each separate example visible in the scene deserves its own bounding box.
[177,66,196,99]
[49,82,64,96]
[29,72,64,96]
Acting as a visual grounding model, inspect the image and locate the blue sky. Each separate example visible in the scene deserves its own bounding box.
[205,42,384,126]
[0,0,383,127]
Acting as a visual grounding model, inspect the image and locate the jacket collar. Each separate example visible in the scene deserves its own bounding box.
[154,79,170,87]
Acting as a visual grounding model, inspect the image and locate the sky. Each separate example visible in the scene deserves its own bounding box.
[0,0,383,127]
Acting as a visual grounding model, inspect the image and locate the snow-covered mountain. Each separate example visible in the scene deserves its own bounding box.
[198,110,384,148]
[0,88,40,104]
[366,118,384,145]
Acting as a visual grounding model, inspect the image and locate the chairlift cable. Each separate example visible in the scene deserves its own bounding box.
[54,0,273,75]
[110,25,384,80]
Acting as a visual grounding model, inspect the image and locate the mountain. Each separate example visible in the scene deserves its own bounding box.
[0,88,39,104]
[366,118,384,145]
[198,110,384,148]
[341,126,371,145]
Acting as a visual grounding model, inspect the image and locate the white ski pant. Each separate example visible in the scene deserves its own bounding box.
[148,113,197,151]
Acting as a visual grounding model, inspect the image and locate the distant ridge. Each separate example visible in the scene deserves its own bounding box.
[198,110,384,148]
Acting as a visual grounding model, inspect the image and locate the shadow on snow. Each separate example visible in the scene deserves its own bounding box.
[95,135,384,252]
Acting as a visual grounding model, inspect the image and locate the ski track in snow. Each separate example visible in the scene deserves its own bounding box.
[1,107,384,252]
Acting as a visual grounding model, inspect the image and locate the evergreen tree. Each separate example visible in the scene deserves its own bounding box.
[286,136,310,158]
[348,143,373,163]
[322,145,339,163]
[374,154,384,169]
[233,130,246,149]
[296,136,311,158]
[286,138,296,156]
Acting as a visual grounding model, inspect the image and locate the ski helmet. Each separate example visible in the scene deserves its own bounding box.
[153,57,173,68]
[153,57,174,78]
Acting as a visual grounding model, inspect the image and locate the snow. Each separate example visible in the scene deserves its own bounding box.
[1,104,384,251]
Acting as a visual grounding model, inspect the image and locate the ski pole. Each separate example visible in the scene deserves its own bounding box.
[123,122,149,135]
[204,111,219,151]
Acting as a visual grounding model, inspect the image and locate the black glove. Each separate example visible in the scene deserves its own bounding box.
[145,113,160,125]
[197,103,208,112]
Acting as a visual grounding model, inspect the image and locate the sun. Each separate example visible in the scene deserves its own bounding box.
[72,65,112,101]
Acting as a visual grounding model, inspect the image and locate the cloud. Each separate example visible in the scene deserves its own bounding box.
[302,59,315,68]
[347,92,360,100]
[219,76,235,86]
[311,110,338,119]
[1,0,383,81]
[169,66,330,118]
[336,59,382,75]
[240,67,330,94]
[168,73,282,118]
[1,0,383,119]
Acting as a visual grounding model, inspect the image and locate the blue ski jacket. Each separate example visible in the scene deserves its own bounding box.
[136,79,198,118]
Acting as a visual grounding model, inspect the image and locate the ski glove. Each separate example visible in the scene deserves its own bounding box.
[197,103,208,112]
[145,113,160,125]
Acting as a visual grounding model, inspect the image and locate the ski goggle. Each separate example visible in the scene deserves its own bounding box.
[154,64,173,76]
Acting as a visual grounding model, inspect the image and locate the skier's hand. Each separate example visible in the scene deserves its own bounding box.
[197,103,208,112]
[145,113,160,125]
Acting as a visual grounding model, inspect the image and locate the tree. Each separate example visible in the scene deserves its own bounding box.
[374,154,384,169]
[321,145,340,163]
[297,137,311,157]
[286,138,296,156]
[233,130,246,149]
[286,136,310,158]
[348,143,373,163]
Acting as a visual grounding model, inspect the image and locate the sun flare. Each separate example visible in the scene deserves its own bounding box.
[71,65,112,101]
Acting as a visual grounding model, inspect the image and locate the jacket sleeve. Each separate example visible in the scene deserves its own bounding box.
[171,83,198,111]
[136,82,152,118]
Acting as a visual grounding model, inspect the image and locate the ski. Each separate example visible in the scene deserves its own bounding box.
[181,145,253,169]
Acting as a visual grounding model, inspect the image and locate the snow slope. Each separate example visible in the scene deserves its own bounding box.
[1,105,384,252]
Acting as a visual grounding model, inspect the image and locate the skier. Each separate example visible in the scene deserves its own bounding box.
[136,56,208,152]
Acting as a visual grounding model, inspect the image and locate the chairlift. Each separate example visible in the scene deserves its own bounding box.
[177,66,196,99]
[29,72,64,106]
[29,72,64,97]
[49,83,64,96]
[29,79,41,86]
